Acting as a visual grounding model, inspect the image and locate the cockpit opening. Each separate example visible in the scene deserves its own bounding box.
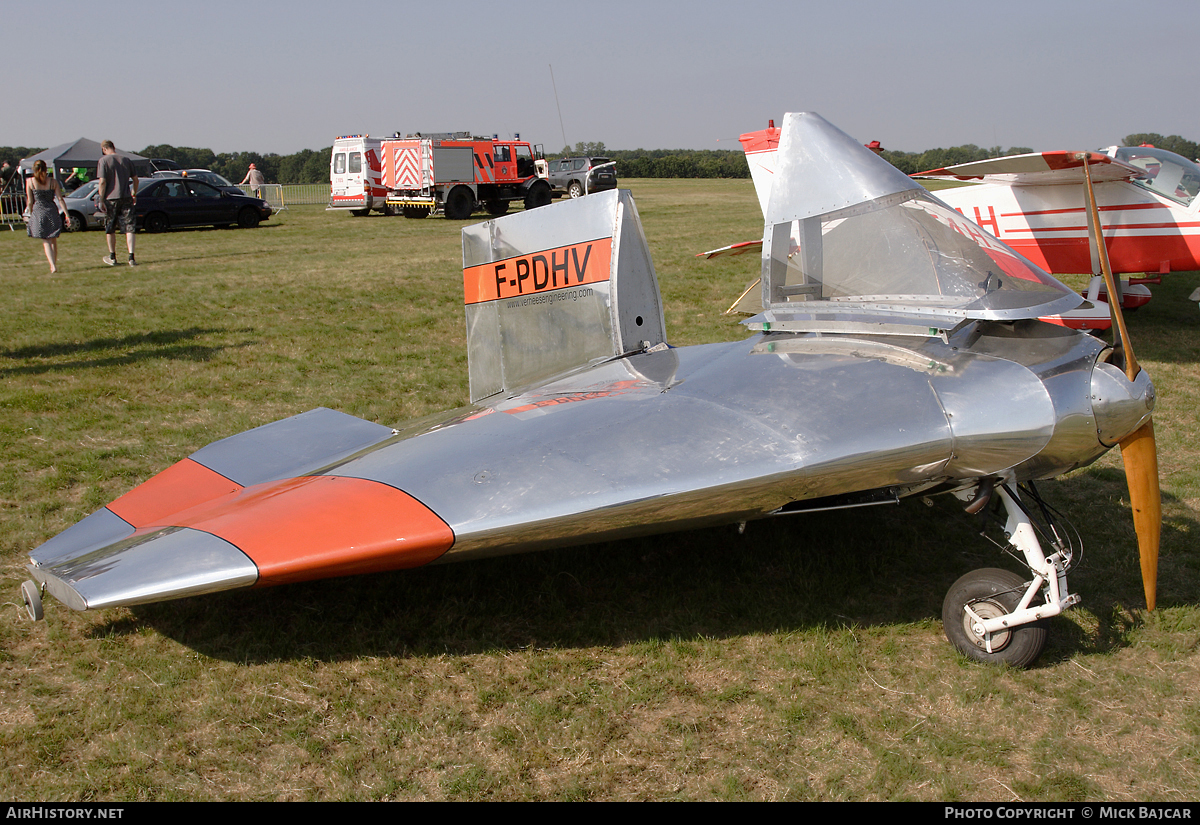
[1111,146,1200,207]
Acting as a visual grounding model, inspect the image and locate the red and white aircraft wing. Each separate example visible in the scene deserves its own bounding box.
[919,146,1200,279]
[915,151,1142,186]
[696,239,762,260]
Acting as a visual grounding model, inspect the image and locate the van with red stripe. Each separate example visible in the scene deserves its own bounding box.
[328,135,390,217]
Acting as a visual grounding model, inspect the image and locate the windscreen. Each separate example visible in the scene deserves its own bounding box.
[765,189,1078,319]
[1114,146,1200,207]
[69,181,99,200]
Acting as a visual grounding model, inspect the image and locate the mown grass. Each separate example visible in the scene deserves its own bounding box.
[1,180,1199,800]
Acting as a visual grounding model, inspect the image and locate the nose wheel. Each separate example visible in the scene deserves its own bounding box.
[943,568,1047,666]
[21,580,44,622]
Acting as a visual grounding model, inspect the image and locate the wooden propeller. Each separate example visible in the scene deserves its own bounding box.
[1081,155,1161,610]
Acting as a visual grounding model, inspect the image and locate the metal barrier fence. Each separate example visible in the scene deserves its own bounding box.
[1,176,26,229]
[238,183,331,208]
[1,191,24,229]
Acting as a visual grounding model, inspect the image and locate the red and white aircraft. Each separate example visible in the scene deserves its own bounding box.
[711,124,1200,326]
[915,145,1200,315]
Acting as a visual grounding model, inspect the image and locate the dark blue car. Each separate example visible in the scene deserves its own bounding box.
[136,177,272,231]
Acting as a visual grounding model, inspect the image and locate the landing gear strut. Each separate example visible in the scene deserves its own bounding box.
[943,482,1080,667]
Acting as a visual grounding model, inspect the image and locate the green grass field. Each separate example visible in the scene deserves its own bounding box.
[2,180,1199,800]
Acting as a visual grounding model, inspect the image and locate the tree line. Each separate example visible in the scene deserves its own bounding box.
[544,134,1200,178]
[551,142,752,178]
[3,132,1197,185]
[137,145,330,186]
[876,132,1197,174]
[880,144,1034,174]
[549,139,1042,178]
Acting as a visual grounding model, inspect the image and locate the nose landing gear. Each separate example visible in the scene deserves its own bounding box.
[943,482,1079,667]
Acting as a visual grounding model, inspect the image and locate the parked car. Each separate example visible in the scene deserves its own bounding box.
[547,156,617,198]
[135,177,272,231]
[63,180,103,232]
[151,169,242,194]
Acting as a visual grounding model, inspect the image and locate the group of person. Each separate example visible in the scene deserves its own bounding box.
[24,140,139,273]
[21,146,266,274]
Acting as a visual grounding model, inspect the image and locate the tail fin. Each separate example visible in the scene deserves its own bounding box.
[462,189,666,403]
[691,120,780,260]
[740,119,781,216]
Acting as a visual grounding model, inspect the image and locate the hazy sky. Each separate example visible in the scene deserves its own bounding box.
[9,0,1198,156]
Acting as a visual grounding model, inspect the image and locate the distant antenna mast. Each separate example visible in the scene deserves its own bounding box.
[549,64,568,152]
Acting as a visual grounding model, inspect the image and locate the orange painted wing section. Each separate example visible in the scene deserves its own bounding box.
[107,459,243,527]
[107,459,452,587]
[154,475,454,585]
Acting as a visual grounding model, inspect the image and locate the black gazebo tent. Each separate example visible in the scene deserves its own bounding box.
[18,138,152,181]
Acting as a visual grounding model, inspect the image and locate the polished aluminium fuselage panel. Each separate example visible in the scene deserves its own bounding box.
[24,319,1112,606]
[323,321,1104,562]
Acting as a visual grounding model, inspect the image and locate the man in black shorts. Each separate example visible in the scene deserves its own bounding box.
[97,140,139,266]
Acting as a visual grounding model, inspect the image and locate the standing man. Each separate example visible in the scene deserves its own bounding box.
[238,163,264,198]
[96,140,138,266]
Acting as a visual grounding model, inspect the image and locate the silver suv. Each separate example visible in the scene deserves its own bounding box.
[547,157,617,198]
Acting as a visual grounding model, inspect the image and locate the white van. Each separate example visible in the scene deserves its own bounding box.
[328,135,390,216]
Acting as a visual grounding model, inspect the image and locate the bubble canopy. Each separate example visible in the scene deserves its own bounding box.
[755,113,1083,328]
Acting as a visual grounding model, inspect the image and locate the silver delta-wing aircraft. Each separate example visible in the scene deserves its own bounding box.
[21,113,1160,667]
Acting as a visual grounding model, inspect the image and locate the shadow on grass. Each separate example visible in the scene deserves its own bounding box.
[101,467,1197,667]
[140,222,285,235]
[66,246,280,271]
[1,327,256,376]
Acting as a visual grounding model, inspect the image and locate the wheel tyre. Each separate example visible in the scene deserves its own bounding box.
[444,187,475,220]
[21,580,43,622]
[485,200,509,216]
[382,204,395,217]
[237,207,260,228]
[145,212,169,233]
[68,212,85,232]
[402,207,429,219]
[523,181,552,210]
[568,181,583,199]
[943,568,1047,667]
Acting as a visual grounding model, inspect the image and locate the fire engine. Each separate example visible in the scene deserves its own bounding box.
[382,132,552,219]
[328,135,390,216]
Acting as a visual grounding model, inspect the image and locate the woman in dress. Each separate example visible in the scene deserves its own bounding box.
[26,159,69,273]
